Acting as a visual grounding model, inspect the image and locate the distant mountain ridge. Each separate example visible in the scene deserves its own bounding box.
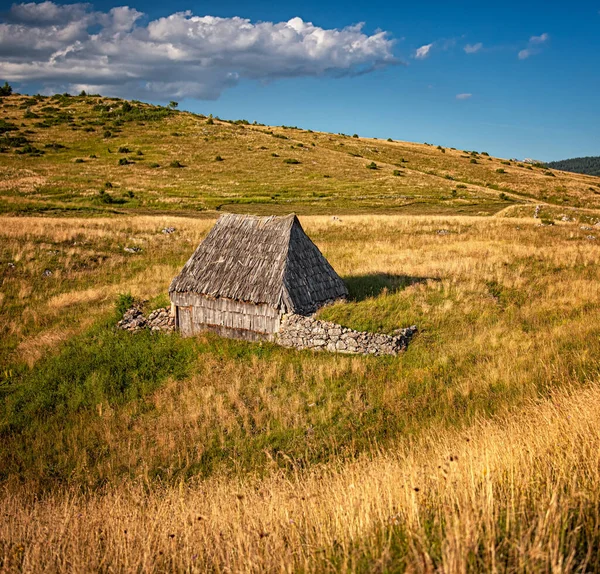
[547,156,600,177]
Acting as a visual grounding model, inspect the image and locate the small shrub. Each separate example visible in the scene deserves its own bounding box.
[115,293,134,320]
[456,184,467,189]
[499,192,509,200]
[387,138,393,142]
[125,190,135,198]
[470,159,478,164]
[366,162,378,170]
[206,118,214,125]
[544,171,556,177]
[104,181,113,188]
[451,189,457,197]
[271,153,279,157]
[103,130,112,138]
[118,158,130,166]
[283,158,300,164]
[481,151,489,156]
[118,146,130,153]
[149,162,160,168]
[89,154,97,159]
[501,160,511,166]
[44,142,66,150]
[169,160,184,168]
[74,158,85,164]
[215,155,224,161]
[541,218,555,226]
[496,168,506,174]
[392,169,402,176]
[136,150,143,156]
[352,134,359,138]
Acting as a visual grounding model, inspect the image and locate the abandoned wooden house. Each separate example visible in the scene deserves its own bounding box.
[169,213,348,340]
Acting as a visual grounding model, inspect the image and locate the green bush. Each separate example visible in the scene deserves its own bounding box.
[352,134,359,138]
[271,153,279,157]
[206,118,214,125]
[470,159,478,164]
[74,158,85,164]
[118,146,130,153]
[392,169,402,176]
[169,160,184,168]
[283,158,300,164]
[366,162,378,170]
[496,168,506,174]
[215,155,224,162]
[118,158,130,166]
[115,293,134,319]
[387,138,393,142]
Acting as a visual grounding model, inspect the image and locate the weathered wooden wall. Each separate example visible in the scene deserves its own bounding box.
[170,292,282,341]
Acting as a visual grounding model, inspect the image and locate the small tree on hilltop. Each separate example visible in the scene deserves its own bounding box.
[0,82,13,97]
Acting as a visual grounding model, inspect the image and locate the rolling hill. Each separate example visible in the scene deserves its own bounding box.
[1,92,600,217]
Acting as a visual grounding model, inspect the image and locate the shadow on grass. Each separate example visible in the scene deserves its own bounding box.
[343,273,436,302]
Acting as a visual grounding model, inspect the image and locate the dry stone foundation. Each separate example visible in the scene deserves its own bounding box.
[117,306,417,356]
[277,314,417,356]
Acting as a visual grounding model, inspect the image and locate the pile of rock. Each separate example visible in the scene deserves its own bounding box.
[117,306,147,331]
[277,314,417,356]
[117,307,174,332]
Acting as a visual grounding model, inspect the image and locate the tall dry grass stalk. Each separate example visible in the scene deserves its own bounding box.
[2,382,599,572]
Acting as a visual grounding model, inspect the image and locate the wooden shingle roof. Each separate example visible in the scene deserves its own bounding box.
[169,214,348,314]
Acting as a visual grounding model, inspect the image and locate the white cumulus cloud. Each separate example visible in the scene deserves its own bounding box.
[464,42,482,54]
[415,43,433,59]
[456,93,472,100]
[0,2,398,100]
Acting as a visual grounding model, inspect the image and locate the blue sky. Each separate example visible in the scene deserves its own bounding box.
[1,0,599,160]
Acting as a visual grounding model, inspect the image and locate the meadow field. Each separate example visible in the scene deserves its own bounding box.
[2,211,600,571]
[2,93,600,572]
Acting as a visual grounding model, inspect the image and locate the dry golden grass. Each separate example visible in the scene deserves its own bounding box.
[4,213,600,571]
[2,381,599,572]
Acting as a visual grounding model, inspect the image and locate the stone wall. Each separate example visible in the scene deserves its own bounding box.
[277,314,417,356]
[117,307,174,332]
[117,306,418,356]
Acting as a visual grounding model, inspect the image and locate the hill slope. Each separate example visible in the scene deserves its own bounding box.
[547,156,600,177]
[2,92,600,216]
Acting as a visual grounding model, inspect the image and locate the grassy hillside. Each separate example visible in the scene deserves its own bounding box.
[1,92,600,217]
[3,93,600,571]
